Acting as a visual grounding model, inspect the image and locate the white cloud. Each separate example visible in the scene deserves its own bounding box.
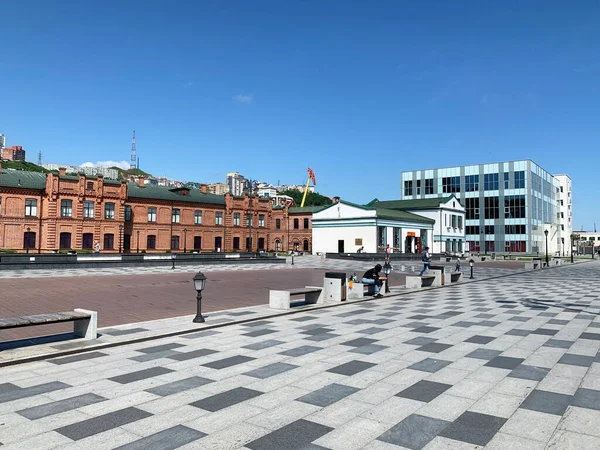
[80,160,131,169]
[234,94,253,104]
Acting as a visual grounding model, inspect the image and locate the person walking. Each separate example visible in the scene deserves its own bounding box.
[419,246,432,276]
[94,241,101,254]
[362,264,386,298]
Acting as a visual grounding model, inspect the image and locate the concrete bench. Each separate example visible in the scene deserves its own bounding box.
[0,309,97,340]
[347,282,377,299]
[450,272,462,283]
[269,287,323,310]
[405,275,436,289]
[525,260,542,270]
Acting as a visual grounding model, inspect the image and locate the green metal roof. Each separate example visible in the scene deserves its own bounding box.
[289,205,327,213]
[374,207,435,223]
[369,195,462,210]
[127,183,225,205]
[0,169,46,190]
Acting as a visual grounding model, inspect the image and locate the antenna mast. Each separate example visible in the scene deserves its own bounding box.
[37,151,42,165]
[130,130,137,169]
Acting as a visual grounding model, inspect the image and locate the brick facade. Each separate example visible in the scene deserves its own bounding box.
[0,166,314,254]
[1,146,26,161]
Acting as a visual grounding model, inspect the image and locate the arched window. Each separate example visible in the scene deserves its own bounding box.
[275,239,281,251]
[303,239,309,251]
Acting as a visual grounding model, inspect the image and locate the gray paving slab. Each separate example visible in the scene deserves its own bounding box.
[246,419,332,450]
[55,407,153,440]
[145,376,214,396]
[189,387,263,412]
[296,383,359,407]
[17,393,106,420]
[108,366,174,384]
[113,425,207,450]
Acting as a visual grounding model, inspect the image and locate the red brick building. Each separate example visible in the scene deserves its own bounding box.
[0,165,316,254]
[1,146,26,162]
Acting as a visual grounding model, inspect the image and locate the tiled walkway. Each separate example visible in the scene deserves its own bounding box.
[1,261,598,449]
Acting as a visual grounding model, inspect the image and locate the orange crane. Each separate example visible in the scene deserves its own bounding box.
[300,168,316,207]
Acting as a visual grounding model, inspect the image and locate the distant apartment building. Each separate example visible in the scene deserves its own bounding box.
[401,160,572,255]
[1,145,26,162]
[226,172,247,196]
[208,182,229,195]
[276,184,315,194]
[0,134,5,149]
[43,164,119,179]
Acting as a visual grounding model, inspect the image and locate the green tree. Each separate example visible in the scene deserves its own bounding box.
[280,189,333,207]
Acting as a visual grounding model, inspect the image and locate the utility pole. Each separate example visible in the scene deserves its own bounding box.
[130,130,137,169]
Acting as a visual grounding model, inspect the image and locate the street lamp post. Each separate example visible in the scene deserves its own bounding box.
[544,229,549,267]
[382,260,392,293]
[246,180,254,252]
[119,225,123,254]
[26,227,31,254]
[192,271,207,323]
[183,228,188,253]
[570,234,574,264]
[469,259,474,279]
[136,230,140,253]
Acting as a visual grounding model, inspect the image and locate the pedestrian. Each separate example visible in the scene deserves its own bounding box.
[419,246,431,276]
[455,259,461,272]
[94,241,100,254]
[361,263,386,298]
[357,246,364,253]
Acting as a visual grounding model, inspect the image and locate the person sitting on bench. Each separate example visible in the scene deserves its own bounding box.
[362,264,386,298]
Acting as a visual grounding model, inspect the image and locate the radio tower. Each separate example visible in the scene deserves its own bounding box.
[37,151,42,165]
[130,130,137,169]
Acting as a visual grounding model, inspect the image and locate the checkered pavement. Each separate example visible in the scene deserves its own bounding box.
[0,261,598,449]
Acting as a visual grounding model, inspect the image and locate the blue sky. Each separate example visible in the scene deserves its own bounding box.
[1,0,599,230]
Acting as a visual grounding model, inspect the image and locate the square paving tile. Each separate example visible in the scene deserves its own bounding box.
[242,320,273,327]
[405,337,438,346]
[520,389,573,416]
[548,319,569,325]
[305,333,340,342]
[279,345,323,357]
[506,329,532,336]
[243,340,285,351]
[202,355,255,369]
[439,411,507,446]
[408,358,452,373]
[377,414,450,450]
[146,376,214,397]
[244,362,298,379]
[113,425,206,450]
[189,387,263,412]
[508,365,550,381]
[543,339,574,349]
[357,327,388,335]
[167,348,218,361]
[558,354,595,367]
[326,360,376,376]
[417,343,453,353]
[243,329,278,338]
[485,356,524,370]
[340,338,378,347]
[580,332,600,340]
[465,349,503,360]
[464,335,496,345]
[246,419,333,450]
[452,321,478,328]
[413,326,440,334]
[300,327,335,335]
[571,388,600,411]
[136,343,186,353]
[348,344,389,355]
[396,380,452,403]
[531,328,558,336]
[296,383,359,407]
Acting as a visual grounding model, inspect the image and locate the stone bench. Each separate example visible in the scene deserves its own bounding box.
[347,282,377,300]
[450,272,462,283]
[405,275,436,289]
[525,260,542,270]
[0,309,98,340]
[269,287,323,310]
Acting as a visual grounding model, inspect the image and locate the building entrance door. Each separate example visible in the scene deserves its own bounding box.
[215,236,222,251]
[124,234,131,252]
[338,240,344,253]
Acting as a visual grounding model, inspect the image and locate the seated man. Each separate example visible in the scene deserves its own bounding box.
[361,263,386,298]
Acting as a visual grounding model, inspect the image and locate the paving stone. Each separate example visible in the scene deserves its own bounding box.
[506,329,532,336]
[377,414,450,450]
[543,339,574,349]
[55,407,153,440]
[485,356,524,370]
[357,327,388,335]
[412,326,440,334]
[396,380,452,403]
[508,365,550,381]
[341,338,378,347]
[531,328,558,336]
[348,344,389,355]
[465,349,502,360]
[571,387,600,411]
[113,425,206,450]
[136,343,186,353]
[243,340,285,350]
[297,383,360,407]
[405,337,438,346]
[246,419,333,450]
[202,355,255,369]
[279,345,323,357]
[17,393,107,420]
[327,360,377,376]
[243,328,278,338]
[558,353,595,367]
[464,335,496,344]
[189,387,263,412]
[244,362,298,379]
[145,376,214,396]
[520,389,573,415]
[416,343,453,353]
[439,411,507,446]
[301,328,335,335]
[49,351,109,365]
[108,367,174,384]
[0,381,70,403]
[101,327,149,336]
[408,358,452,373]
[452,321,478,328]
[181,329,222,339]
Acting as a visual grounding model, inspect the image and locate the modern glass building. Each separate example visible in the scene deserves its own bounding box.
[401,160,571,254]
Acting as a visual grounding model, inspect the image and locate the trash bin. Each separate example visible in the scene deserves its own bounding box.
[324,272,347,301]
